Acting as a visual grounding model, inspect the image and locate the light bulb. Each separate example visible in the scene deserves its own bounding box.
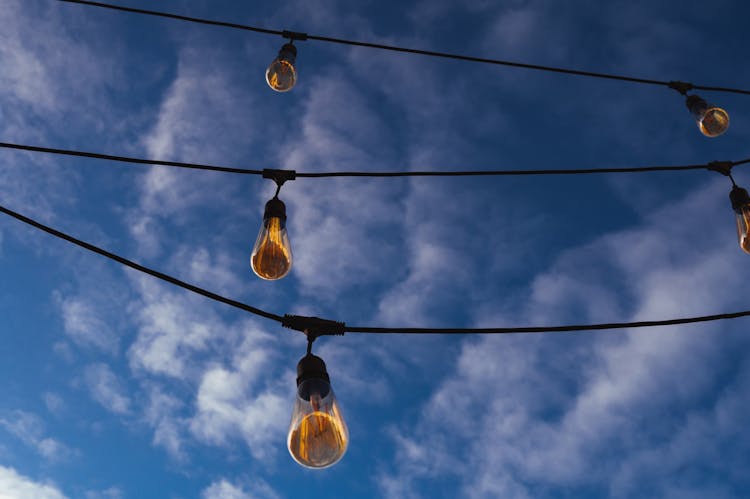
[266,43,297,92]
[730,185,750,254]
[287,354,348,469]
[251,197,292,280]
[686,95,729,137]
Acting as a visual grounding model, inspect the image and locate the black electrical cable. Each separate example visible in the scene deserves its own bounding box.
[3,202,750,336]
[3,141,748,178]
[345,310,750,334]
[58,0,284,36]
[57,0,750,96]
[0,142,262,175]
[0,203,283,323]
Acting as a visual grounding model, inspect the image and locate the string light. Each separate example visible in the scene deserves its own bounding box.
[57,1,750,97]
[251,170,296,280]
[251,195,293,279]
[9,201,750,469]
[9,0,750,471]
[5,201,750,337]
[2,141,749,178]
[686,95,730,137]
[287,336,348,468]
[266,42,298,92]
[668,82,731,137]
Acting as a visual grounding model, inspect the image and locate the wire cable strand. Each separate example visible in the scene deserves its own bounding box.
[0,203,283,323]
[3,141,748,178]
[0,142,262,175]
[57,0,750,96]
[3,203,750,336]
[345,310,750,334]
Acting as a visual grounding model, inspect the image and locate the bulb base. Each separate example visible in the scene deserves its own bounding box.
[686,94,707,114]
[264,197,287,221]
[278,43,297,63]
[730,186,750,212]
[297,354,330,386]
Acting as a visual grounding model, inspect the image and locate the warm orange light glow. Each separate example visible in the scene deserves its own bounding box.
[288,411,348,468]
[698,106,729,137]
[266,59,297,92]
[736,205,750,254]
[251,217,292,280]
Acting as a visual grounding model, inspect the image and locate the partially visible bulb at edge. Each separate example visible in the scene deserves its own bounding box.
[731,185,750,254]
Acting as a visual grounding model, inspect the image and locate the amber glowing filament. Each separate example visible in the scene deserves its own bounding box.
[288,354,349,469]
[251,197,292,280]
[266,43,298,92]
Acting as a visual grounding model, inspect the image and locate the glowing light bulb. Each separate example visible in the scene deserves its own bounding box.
[730,185,750,254]
[287,354,348,469]
[251,197,292,280]
[686,95,729,137]
[266,43,297,92]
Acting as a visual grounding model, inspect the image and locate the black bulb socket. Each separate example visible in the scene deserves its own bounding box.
[278,43,297,63]
[730,185,750,213]
[296,354,331,400]
[296,353,330,386]
[263,197,287,223]
[686,94,707,114]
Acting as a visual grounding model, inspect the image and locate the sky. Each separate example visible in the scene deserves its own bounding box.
[1,0,750,497]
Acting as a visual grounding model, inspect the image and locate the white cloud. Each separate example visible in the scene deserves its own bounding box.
[0,465,67,499]
[42,393,64,415]
[379,180,750,497]
[84,487,123,499]
[0,411,74,462]
[84,363,131,415]
[202,479,279,499]
[128,282,218,379]
[143,385,187,461]
[57,295,119,355]
[189,323,289,460]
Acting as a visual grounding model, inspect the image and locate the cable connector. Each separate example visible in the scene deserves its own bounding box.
[282,30,308,41]
[668,80,694,95]
[707,160,734,177]
[263,168,297,186]
[283,315,346,339]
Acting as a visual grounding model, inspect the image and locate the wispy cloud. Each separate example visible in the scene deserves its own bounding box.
[202,478,280,499]
[379,180,750,497]
[0,411,75,462]
[84,363,131,415]
[56,295,119,355]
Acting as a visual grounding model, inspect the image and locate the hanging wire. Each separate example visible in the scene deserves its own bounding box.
[2,141,749,178]
[3,201,750,336]
[0,203,283,323]
[57,0,750,96]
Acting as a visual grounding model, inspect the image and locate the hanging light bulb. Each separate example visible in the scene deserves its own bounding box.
[251,196,293,280]
[287,352,349,469]
[266,43,297,92]
[686,95,729,137]
[730,184,750,254]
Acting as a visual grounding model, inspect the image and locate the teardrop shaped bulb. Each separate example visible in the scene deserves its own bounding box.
[266,43,297,92]
[287,378,348,469]
[251,198,292,280]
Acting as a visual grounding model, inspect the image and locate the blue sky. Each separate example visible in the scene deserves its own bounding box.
[1,0,750,497]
